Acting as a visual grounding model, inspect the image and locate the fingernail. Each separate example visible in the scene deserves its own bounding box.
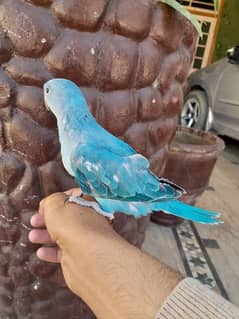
[36,248,44,260]
[28,230,35,243]
[31,214,43,227]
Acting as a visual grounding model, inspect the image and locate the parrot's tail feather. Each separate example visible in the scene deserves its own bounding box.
[96,198,222,224]
[152,200,222,225]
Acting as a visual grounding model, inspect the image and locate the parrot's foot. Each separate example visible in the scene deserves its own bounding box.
[68,196,115,220]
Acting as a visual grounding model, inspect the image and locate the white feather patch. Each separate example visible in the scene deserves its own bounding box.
[113,175,119,182]
[85,161,92,171]
[129,203,138,212]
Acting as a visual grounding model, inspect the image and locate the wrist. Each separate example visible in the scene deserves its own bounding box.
[69,233,181,319]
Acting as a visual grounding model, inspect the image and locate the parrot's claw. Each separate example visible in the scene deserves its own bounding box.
[68,196,115,220]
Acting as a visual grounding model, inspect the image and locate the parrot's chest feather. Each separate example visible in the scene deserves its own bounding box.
[58,120,85,176]
[59,136,75,176]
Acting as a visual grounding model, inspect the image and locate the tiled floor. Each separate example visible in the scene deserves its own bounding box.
[143,138,239,307]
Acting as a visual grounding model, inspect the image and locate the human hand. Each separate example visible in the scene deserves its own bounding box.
[29,190,181,319]
[29,190,140,318]
[29,188,113,263]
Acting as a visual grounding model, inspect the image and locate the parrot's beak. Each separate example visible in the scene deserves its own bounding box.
[44,95,50,111]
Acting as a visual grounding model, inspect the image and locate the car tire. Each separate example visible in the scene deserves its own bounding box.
[181,90,208,129]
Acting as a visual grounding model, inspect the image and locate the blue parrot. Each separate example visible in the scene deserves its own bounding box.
[43,79,221,224]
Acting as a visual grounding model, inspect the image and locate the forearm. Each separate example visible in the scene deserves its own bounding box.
[33,193,239,319]
[34,195,182,319]
[65,230,181,319]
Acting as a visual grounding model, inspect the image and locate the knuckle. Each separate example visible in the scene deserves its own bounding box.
[40,193,67,214]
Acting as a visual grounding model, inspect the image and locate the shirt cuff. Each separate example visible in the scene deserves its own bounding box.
[155,278,239,319]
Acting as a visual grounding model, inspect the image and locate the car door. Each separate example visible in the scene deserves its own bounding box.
[213,60,239,140]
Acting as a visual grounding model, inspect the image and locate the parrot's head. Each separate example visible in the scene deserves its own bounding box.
[43,78,89,119]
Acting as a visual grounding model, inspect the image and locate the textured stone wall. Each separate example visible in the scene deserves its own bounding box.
[0,0,197,318]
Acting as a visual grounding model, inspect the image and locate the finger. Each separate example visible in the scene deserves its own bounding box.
[31,213,45,228]
[64,188,82,197]
[29,229,54,244]
[37,247,61,263]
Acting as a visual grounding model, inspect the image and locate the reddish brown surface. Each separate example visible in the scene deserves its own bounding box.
[164,127,225,205]
[152,127,225,226]
[0,1,197,318]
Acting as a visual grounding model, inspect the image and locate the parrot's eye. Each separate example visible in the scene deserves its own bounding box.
[45,87,50,94]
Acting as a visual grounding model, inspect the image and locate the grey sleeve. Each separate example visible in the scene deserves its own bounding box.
[155,278,239,319]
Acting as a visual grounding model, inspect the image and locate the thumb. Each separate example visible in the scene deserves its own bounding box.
[39,192,113,248]
[39,192,69,242]
[39,192,98,245]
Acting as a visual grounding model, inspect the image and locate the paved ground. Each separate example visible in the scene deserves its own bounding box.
[143,136,239,307]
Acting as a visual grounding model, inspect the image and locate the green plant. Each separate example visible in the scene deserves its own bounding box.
[162,0,220,35]
[214,0,219,10]
[161,0,202,36]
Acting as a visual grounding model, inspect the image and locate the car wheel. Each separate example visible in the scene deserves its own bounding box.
[181,90,208,129]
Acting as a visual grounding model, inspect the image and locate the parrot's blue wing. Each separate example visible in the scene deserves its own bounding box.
[70,144,183,201]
